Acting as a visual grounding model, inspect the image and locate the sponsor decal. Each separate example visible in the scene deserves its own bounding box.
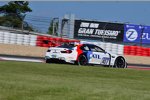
[90,54,101,59]
[92,54,101,59]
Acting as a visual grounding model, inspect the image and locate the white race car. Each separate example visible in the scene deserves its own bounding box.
[45,43,127,68]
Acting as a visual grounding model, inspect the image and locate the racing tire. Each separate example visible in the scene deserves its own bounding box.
[77,55,88,66]
[114,57,127,68]
[46,59,51,63]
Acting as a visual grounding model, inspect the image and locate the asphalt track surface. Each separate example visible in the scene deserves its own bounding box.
[0,54,150,70]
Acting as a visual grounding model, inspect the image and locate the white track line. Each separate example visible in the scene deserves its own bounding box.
[0,57,45,63]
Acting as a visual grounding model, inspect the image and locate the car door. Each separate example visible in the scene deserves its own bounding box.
[88,45,110,65]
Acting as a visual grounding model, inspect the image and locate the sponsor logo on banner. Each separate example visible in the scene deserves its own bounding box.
[74,20,124,42]
[142,33,150,40]
[124,24,150,44]
[126,29,138,41]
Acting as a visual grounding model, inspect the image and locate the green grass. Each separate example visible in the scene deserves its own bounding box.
[0,61,150,100]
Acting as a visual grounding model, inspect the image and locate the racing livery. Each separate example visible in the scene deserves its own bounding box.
[45,43,127,68]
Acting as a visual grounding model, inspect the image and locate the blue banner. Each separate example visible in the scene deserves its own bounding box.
[124,24,150,44]
[142,26,150,43]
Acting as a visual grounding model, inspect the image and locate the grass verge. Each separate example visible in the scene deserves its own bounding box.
[0,61,150,100]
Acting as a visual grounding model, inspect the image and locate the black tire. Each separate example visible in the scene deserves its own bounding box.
[114,57,127,68]
[77,55,88,66]
[46,59,51,63]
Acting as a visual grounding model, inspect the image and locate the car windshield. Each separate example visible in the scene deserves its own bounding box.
[57,43,76,48]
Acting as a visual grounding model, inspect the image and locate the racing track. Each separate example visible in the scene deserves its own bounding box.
[0,54,150,70]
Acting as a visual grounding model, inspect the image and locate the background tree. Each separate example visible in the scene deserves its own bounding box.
[0,1,33,30]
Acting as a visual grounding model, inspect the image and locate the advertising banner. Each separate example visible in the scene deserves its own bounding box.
[141,26,150,44]
[124,24,150,44]
[74,20,124,42]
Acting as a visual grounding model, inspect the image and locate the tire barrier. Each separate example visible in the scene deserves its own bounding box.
[30,35,37,46]
[16,34,24,45]
[3,32,10,44]
[0,31,37,46]
[105,43,112,52]
[36,35,80,48]
[112,44,118,54]
[117,45,124,55]
[23,35,30,45]
[99,42,106,50]
[1,31,150,57]
[136,46,142,56]
[124,46,150,57]
[0,31,3,43]
[10,33,17,44]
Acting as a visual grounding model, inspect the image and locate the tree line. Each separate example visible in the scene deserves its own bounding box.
[0,1,55,34]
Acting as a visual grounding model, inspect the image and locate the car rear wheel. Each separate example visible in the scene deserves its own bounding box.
[77,55,88,66]
[46,59,51,63]
[114,57,127,68]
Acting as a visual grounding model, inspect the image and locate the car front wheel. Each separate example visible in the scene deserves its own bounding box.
[114,57,127,68]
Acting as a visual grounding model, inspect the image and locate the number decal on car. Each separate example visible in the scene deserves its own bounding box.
[101,57,110,65]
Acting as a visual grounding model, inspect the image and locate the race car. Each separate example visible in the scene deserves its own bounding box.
[45,43,127,68]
